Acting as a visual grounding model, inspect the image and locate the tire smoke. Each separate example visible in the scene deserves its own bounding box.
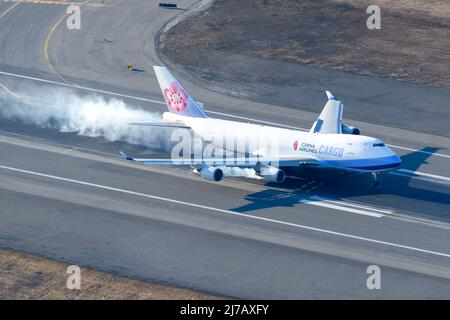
[0,85,171,150]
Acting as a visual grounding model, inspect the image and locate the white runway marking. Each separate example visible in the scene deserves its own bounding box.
[397,169,450,182]
[387,145,450,159]
[0,70,449,159]
[0,70,166,105]
[300,195,394,218]
[1,164,449,259]
[299,200,384,218]
[0,1,19,20]
[390,169,450,185]
[0,82,20,99]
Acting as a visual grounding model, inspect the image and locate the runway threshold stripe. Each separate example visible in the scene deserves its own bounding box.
[0,70,449,160]
[1,164,449,259]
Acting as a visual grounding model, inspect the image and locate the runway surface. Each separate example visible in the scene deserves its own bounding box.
[0,0,449,298]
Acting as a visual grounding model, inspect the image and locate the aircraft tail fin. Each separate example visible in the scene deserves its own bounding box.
[310,91,343,134]
[153,66,208,118]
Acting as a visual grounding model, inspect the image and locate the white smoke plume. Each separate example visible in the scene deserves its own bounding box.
[0,85,262,180]
[220,167,263,179]
[0,85,172,150]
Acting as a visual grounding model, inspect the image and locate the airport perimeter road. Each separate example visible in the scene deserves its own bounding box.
[0,0,449,298]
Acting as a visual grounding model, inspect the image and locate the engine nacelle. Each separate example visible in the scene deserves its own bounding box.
[259,165,286,183]
[341,123,360,135]
[199,166,223,182]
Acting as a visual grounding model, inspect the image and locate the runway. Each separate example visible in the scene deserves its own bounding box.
[0,0,449,298]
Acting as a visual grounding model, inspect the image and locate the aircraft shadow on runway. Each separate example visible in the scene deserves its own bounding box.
[232,147,450,221]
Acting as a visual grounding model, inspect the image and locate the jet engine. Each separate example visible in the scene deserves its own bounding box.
[259,165,286,183]
[341,123,360,135]
[199,166,223,182]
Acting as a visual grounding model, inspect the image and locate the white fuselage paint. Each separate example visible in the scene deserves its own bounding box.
[163,113,401,172]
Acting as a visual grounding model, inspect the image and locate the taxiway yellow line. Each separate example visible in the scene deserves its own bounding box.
[43,13,69,83]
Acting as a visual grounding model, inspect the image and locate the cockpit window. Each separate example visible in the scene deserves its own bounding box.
[373,143,385,147]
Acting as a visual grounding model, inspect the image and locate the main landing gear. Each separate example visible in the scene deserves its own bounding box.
[371,171,379,187]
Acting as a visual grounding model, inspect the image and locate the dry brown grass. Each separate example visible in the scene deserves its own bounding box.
[332,0,450,19]
[161,0,450,88]
[0,249,221,299]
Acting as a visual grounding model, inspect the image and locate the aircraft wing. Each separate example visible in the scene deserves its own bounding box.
[128,122,191,129]
[120,152,318,168]
[276,155,320,167]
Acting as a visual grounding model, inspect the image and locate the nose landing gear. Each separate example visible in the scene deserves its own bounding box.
[371,172,379,187]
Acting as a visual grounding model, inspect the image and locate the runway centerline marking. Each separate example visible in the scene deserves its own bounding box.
[0,69,449,159]
[0,164,449,259]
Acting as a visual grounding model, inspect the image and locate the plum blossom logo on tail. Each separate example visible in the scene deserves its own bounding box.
[164,82,188,112]
[293,140,299,151]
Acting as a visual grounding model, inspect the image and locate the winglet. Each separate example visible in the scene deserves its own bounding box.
[325,91,337,100]
[119,151,134,161]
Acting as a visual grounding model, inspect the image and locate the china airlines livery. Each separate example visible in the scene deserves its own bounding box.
[121,66,401,186]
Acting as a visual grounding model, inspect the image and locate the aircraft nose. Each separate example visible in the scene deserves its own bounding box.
[386,146,401,168]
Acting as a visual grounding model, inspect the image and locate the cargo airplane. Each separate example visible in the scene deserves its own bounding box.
[121,66,401,186]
